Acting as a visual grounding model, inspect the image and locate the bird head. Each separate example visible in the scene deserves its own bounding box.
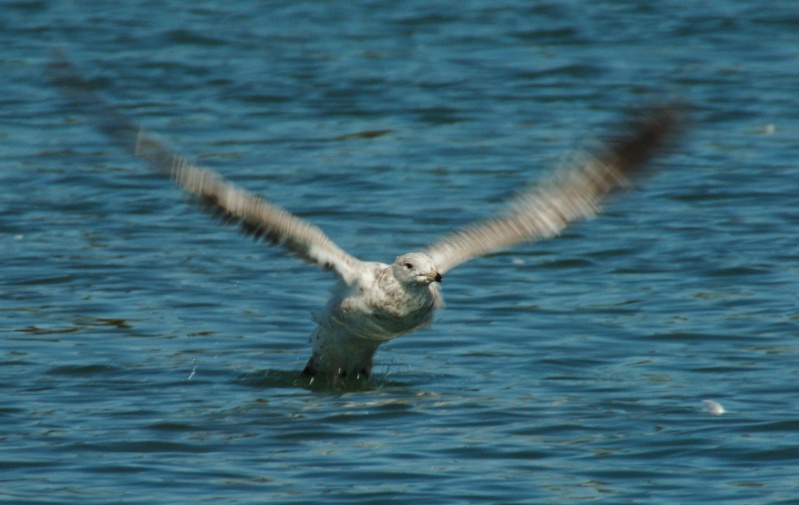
[392,252,442,286]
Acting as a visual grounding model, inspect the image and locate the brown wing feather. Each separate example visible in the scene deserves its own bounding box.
[48,50,363,283]
[424,107,682,275]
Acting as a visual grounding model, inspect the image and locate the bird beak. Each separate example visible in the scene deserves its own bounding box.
[424,272,443,283]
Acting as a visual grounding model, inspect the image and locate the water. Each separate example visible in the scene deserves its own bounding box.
[2,1,799,503]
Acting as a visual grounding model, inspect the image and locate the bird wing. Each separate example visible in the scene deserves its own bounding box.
[47,50,364,285]
[424,107,681,275]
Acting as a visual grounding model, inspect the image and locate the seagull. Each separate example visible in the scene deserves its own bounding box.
[48,52,681,381]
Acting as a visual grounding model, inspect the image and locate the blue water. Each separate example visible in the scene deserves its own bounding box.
[3,1,799,503]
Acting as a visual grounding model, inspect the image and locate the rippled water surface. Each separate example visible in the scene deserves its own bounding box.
[3,1,799,503]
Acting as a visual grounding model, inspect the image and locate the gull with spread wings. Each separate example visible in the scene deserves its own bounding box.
[48,53,681,381]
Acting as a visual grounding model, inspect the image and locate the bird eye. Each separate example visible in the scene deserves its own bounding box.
[404,263,413,269]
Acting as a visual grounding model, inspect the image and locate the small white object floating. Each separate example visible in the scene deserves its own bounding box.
[702,399,725,415]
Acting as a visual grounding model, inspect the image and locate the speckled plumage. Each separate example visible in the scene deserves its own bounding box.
[49,51,681,381]
[303,253,443,378]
